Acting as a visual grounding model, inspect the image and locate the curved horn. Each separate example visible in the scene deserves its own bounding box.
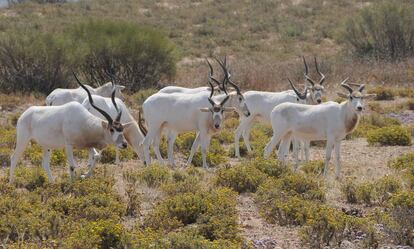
[73,71,113,125]
[340,78,353,94]
[208,97,216,107]
[228,79,241,95]
[220,95,230,106]
[111,88,119,112]
[138,110,148,136]
[288,78,307,100]
[348,83,365,92]
[206,58,222,88]
[314,57,325,85]
[115,109,122,123]
[303,56,316,86]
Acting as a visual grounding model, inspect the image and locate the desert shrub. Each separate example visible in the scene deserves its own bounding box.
[212,130,233,144]
[64,220,127,249]
[249,157,290,178]
[396,87,414,98]
[12,166,47,191]
[100,146,135,164]
[175,132,196,154]
[367,125,411,146]
[67,20,176,92]
[190,139,227,167]
[23,143,43,166]
[215,164,267,193]
[385,191,414,245]
[0,147,11,167]
[301,160,324,176]
[223,117,239,129]
[388,152,414,174]
[227,142,249,158]
[0,30,71,94]
[368,87,395,100]
[300,206,377,248]
[161,175,202,196]
[137,165,171,188]
[407,99,414,110]
[123,175,142,217]
[256,175,325,225]
[342,176,401,205]
[347,113,400,139]
[129,88,158,106]
[342,1,414,60]
[0,127,16,149]
[144,187,239,242]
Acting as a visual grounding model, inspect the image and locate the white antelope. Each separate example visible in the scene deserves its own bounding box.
[73,76,146,165]
[10,76,132,183]
[142,67,250,168]
[234,56,326,159]
[263,80,375,178]
[45,74,125,106]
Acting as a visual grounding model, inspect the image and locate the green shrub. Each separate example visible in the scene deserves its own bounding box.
[262,196,314,226]
[0,147,11,167]
[367,125,411,146]
[190,139,227,167]
[301,160,324,176]
[212,130,234,145]
[347,113,400,139]
[175,132,196,154]
[223,117,239,129]
[396,87,414,98]
[0,30,71,94]
[342,1,414,60]
[64,220,127,249]
[385,191,414,245]
[129,88,158,106]
[300,206,377,248]
[144,187,239,242]
[100,146,135,164]
[368,87,395,100]
[227,142,249,158]
[133,165,171,188]
[342,176,402,205]
[250,157,290,178]
[0,127,16,149]
[67,20,176,92]
[215,164,267,193]
[407,99,414,110]
[13,166,47,191]
[388,152,414,174]
[161,175,202,196]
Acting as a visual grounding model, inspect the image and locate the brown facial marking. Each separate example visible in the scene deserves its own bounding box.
[112,122,124,132]
[352,92,362,98]
[313,85,323,91]
[346,113,359,133]
[213,106,221,112]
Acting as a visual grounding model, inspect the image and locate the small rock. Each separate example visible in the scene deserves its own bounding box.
[340,240,355,249]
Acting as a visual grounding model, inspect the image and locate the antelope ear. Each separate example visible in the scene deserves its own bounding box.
[122,121,134,130]
[336,92,348,99]
[116,85,125,90]
[200,108,210,112]
[363,93,377,100]
[101,120,109,129]
[223,107,236,112]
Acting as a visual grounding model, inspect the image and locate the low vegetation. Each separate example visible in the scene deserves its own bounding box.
[366,125,411,146]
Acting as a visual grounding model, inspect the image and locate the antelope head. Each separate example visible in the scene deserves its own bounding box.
[337,79,376,113]
[200,94,234,129]
[73,72,132,149]
[303,56,325,104]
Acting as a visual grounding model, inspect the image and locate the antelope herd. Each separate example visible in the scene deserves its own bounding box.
[9,56,375,183]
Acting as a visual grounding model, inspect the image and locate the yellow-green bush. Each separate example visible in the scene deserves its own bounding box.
[125,165,171,188]
[367,125,411,146]
[407,99,414,110]
[249,157,290,178]
[0,147,11,167]
[388,152,414,174]
[212,130,234,144]
[64,220,127,249]
[100,145,135,164]
[215,164,267,193]
[341,176,401,205]
[300,160,324,176]
[189,139,227,167]
[0,127,16,149]
[161,174,202,196]
[385,191,414,245]
[12,166,47,191]
[368,87,394,100]
[223,117,239,129]
[144,187,240,242]
[175,132,196,154]
[300,206,377,248]
[348,114,400,139]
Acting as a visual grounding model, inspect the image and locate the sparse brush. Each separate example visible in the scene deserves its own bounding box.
[367,125,411,146]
